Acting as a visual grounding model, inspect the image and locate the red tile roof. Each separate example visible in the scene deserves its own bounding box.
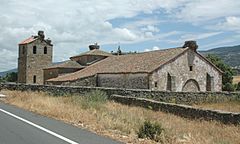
[47,47,188,82]
[19,36,38,45]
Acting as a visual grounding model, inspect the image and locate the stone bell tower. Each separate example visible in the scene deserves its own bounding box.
[18,31,53,84]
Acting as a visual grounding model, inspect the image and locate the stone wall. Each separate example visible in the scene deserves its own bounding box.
[97,73,149,89]
[18,39,53,85]
[150,49,222,92]
[110,95,240,125]
[1,83,239,105]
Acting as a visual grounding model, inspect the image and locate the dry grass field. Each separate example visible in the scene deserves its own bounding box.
[194,101,240,113]
[233,76,240,84]
[1,90,240,144]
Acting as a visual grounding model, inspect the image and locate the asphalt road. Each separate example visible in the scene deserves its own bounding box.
[0,102,122,144]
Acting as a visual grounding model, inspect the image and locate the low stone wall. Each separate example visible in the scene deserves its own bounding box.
[0,83,240,105]
[110,95,240,125]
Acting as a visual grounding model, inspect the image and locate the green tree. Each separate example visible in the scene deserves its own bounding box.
[5,72,18,82]
[0,76,4,83]
[206,54,234,91]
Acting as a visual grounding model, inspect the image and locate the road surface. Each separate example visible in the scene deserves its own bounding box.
[0,102,122,144]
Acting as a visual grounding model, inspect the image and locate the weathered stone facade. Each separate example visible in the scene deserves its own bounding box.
[150,49,222,92]
[97,73,149,89]
[18,31,53,84]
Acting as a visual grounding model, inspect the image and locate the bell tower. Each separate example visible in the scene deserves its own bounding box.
[18,31,53,84]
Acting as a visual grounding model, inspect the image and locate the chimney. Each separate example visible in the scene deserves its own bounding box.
[183,40,198,51]
[89,43,100,50]
[38,30,45,40]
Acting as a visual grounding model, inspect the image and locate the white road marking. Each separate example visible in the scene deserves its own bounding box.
[0,108,79,144]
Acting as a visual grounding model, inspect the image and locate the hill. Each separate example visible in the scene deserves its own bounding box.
[0,68,17,77]
[200,45,240,68]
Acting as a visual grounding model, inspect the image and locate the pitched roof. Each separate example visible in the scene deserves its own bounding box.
[47,47,188,82]
[19,36,38,45]
[44,60,84,70]
[70,49,112,59]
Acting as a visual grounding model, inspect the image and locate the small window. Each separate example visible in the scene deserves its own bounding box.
[44,46,47,54]
[33,75,36,83]
[189,66,193,71]
[33,46,37,54]
[167,73,172,91]
[154,82,158,88]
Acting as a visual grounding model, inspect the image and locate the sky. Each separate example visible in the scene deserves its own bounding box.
[0,0,240,72]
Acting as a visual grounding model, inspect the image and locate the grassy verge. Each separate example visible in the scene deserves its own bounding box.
[194,101,240,113]
[1,90,240,144]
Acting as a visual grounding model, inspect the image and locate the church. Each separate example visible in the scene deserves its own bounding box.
[18,31,222,92]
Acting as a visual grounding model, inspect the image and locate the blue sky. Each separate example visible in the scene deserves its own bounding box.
[0,0,240,71]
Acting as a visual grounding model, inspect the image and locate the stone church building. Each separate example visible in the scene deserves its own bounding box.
[18,31,222,92]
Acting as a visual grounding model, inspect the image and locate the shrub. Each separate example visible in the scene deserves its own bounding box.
[138,120,164,142]
[223,83,235,91]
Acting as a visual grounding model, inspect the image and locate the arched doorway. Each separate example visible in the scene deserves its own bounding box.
[182,79,200,92]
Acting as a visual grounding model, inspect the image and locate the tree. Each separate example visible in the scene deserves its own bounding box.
[4,72,18,82]
[206,54,235,91]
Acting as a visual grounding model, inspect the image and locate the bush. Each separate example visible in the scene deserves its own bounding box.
[138,120,164,142]
[223,83,235,91]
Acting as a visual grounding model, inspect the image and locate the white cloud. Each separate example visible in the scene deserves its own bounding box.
[164,32,222,45]
[144,46,161,52]
[175,0,240,23]
[0,0,168,71]
[180,32,222,40]
[213,16,240,32]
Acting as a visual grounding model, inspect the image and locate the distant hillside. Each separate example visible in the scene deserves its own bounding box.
[0,68,17,77]
[200,45,240,68]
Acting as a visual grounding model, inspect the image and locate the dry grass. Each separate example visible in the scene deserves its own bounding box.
[233,76,240,84]
[194,101,240,113]
[1,90,240,144]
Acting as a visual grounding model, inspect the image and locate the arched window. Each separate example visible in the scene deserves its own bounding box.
[167,73,172,91]
[44,46,47,54]
[33,46,37,54]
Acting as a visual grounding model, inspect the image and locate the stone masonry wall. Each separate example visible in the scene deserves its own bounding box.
[18,39,53,85]
[97,73,149,89]
[150,49,222,92]
[1,83,239,105]
[110,95,240,125]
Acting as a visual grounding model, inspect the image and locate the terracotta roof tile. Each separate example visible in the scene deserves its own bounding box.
[47,47,188,82]
[44,60,84,69]
[19,36,38,45]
